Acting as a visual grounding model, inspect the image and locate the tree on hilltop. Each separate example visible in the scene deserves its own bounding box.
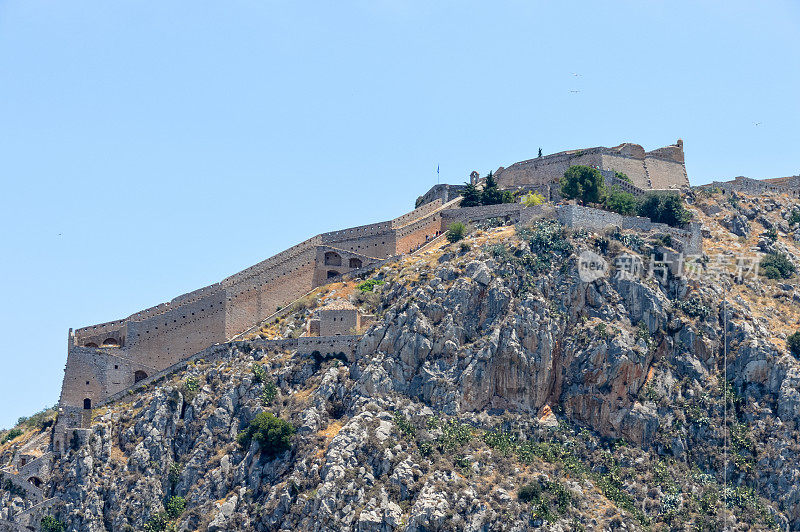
[560,165,604,205]
[638,193,692,228]
[602,186,637,215]
[481,171,504,205]
[460,182,482,207]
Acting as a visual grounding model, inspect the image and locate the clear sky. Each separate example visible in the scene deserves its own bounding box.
[0,1,798,429]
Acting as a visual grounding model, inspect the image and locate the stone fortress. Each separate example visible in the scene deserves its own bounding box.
[417,140,691,206]
[53,140,695,434]
[0,139,737,528]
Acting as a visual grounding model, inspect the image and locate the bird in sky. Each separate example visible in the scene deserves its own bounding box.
[754,122,762,126]
[569,90,580,93]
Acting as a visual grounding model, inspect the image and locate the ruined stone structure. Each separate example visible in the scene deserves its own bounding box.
[702,175,800,198]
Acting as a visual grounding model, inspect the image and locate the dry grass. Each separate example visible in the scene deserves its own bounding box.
[689,193,800,350]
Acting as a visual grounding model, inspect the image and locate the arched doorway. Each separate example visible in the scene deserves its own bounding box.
[324,252,342,266]
[326,270,339,280]
[28,477,43,488]
[83,398,91,410]
[102,338,119,347]
[348,258,362,269]
[84,342,98,348]
[134,370,148,383]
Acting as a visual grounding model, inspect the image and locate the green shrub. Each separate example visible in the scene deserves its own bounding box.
[1,428,23,444]
[251,363,266,384]
[602,186,637,215]
[143,512,170,532]
[521,191,546,207]
[518,482,542,502]
[526,220,573,256]
[446,222,467,243]
[790,210,800,226]
[41,516,67,532]
[676,297,712,319]
[760,252,795,279]
[393,411,416,438]
[165,496,186,519]
[237,412,295,457]
[765,227,778,242]
[357,279,385,292]
[637,193,692,228]
[788,332,800,358]
[561,165,604,204]
[260,381,278,405]
[168,462,182,484]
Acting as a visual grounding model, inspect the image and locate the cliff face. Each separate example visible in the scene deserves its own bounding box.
[3,190,800,531]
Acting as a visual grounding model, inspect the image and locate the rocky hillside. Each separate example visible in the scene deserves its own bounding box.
[2,190,800,531]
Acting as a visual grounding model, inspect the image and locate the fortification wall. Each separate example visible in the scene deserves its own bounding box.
[556,205,702,255]
[600,154,650,189]
[705,176,800,198]
[495,150,602,189]
[225,249,317,339]
[61,199,458,415]
[74,321,127,347]
[495,141,687,192]
[313,246,381,285]
[126,289,228,369]
[602,170,646,196]
[395,212,443,254]
[253,336,359,359]
[557,204,624,230]
[441,203,525,226]
[645,156,689,190]
[59,347,155,409]
[417,184,466,207]
[391,199,443,228]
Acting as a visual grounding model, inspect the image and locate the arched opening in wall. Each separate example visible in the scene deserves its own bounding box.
[134,370,148,383]
[83,398,92,410]
[326,270,339,280]
[84,342,98,348]
[348,258,362,269]
[102,338,119,347]
[28,477,43,488]
[324,252,342,266]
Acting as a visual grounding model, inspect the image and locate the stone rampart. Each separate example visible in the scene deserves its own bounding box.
[441,203,525,226]
[391,199,443,228]
[556,205,702,255]
[495,141,688,192]
[417,184,466,207]
[703,175,800,198]
[61,198,456,412]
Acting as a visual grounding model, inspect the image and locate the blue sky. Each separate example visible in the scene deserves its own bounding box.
[0,1,798,428]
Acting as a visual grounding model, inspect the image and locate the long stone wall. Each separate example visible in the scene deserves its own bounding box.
[702,175,800,198]
[556,204,702,254]
[60,198,452,413]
